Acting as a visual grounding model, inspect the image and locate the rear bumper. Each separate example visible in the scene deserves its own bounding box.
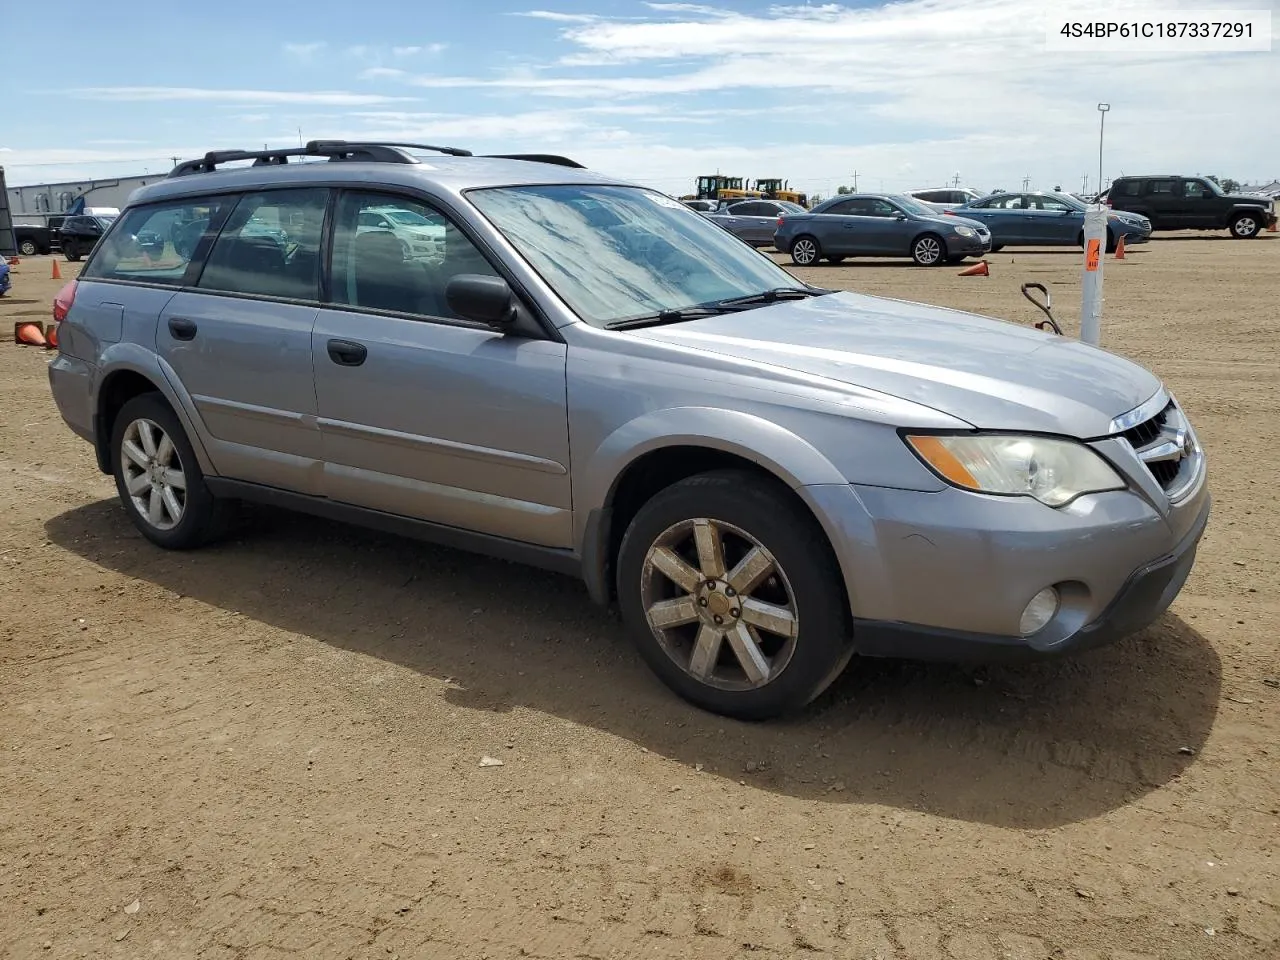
[48,353,97,445]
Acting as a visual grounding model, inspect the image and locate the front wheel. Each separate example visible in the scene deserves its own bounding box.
[18,239,38,257]
[616,470,854,720]
[111,393,226,550]
[63,242,80,262]
[1230,213,1261,238]
[789,236,822,266]
[911,233,946,266]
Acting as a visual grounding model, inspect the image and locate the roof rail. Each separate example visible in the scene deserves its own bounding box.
[482,154,585,169]
[167,139,473,178]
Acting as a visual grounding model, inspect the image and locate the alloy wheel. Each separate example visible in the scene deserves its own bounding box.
[640,518,799,691]
[1233,216,1257,237]
[120,418,188,531]
[914,236,942,265]
[792,238,818,265]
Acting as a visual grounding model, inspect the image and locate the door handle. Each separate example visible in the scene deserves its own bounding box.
[327,338,367,367]
[168,317,197,341]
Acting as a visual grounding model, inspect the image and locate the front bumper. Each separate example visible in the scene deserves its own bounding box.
[802,469,1209,663]
[951,233,991,254]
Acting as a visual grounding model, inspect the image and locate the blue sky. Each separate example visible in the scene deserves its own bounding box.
[3,0,1277,196]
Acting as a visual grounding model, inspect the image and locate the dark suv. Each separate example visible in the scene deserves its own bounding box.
[59,215,117,261]
[1105,175,1276,238]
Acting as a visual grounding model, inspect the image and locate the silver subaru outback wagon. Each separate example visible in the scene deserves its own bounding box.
[47,140,1210,720]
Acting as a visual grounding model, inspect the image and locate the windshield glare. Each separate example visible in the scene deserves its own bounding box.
[467,185,803,326]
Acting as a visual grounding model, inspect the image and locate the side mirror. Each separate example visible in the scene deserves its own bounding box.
[446,274,518,330]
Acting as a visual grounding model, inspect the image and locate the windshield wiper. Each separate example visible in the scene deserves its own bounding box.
[604,306,731,330]
[714,286,832,308]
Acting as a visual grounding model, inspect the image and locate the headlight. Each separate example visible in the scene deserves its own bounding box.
[952,225,975,238]
[905,434,1125,506]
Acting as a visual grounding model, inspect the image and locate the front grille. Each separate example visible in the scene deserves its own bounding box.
[1115,398,1199,496]
[1119,402,1169,449]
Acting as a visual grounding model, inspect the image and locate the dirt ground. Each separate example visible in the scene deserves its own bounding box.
[1,235,1278,960]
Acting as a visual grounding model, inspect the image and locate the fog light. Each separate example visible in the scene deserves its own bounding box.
[1019,587,1059,637]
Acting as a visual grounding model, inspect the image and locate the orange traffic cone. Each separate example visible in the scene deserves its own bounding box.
[14,322,47,347]
[51,259,62,280]
[1114,234,1126,259]
[45,323,59,350]
[1269,221,1278,233]
[957,260,989,277]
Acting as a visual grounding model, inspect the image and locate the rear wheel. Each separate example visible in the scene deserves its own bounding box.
[1230,213,1261,238]
[790,236,821,266]
[63,241,80,262]
[111,393,226,550]
[18,239,37,257]
[616,470,854,720]
[911,233,946,266]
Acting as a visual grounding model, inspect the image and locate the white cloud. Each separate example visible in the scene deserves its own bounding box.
[513,10,600,22]
[398,0,1279,185]
[361,67,407,80]
[71,87,416,106]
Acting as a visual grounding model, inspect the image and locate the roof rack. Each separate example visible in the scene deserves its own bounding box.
[481,154,585,169]
[168,139,473,178]
[167,141,587,178]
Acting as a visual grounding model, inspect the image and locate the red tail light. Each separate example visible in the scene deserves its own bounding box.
[53,280,77,324]
[777,216,784,228]
[943,209,956,215]
[50,280,77,350]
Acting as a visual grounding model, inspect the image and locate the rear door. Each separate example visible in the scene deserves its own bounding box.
[729,201,781,245]
[1141,179,1178,228]
[312,189,572,548]
[959,194,1022,244]
[157,187,330,494]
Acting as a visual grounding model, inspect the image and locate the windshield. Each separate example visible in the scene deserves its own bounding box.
[891,196,937,218]
[778,201,807,214]
[94,216,117,229]
[467,184,803,327]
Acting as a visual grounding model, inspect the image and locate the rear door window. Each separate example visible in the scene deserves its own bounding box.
[81,197,232,286]
[196,189,329,301]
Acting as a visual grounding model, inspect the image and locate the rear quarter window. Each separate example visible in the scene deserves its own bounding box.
[82,196,232,286]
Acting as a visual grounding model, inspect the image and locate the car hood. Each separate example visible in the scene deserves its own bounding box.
[628,291,1160,437]
[927,213,988,231]
[1225,193,1273,206]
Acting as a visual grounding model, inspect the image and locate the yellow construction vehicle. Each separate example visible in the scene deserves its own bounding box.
[681,175,763,203]
[753,178,809,208]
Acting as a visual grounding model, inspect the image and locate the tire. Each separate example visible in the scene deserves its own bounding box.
[990,244,1004,253]
[63,241,80,262]
[111,393,226,550]
[1230,213,1261,238]
[790,235,821,266]
[945,255,967,265]
[18,239,38,257]
[616,469,854,720]
[911,233,946,266]
[826,256,846,264]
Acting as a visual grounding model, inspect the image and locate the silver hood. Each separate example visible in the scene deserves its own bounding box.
[629,291,1161,437]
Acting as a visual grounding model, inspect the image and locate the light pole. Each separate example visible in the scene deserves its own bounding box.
[1096,103,1111,196]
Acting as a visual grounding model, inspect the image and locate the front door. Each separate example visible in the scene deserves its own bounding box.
[312,190,573,548]
[155,187,330,494]
[1177,178,1220,229]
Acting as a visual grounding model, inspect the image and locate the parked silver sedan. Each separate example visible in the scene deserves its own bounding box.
[705,199,807,247]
